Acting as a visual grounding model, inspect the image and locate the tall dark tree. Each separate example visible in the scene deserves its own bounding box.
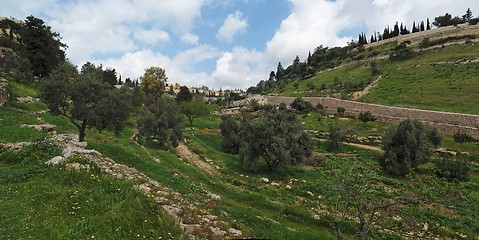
[393,22,400,36]
[268,71,276,81]
[276,62,285,82]
[20,15,66,78]
[40,61,132,142]
[102,68,118,86]
[420,21,425,31]
[412,21,419,33]
[427,18,431,30]
[462,8,473,22]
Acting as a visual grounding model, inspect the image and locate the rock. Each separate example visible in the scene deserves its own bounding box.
[208,193,221,201]
[181,223,202,233]
[16,96,40,103]
[285,185,292,190]
[271,182,280,186]
[210,227,227,237]
[46,156,65,165]
[162,205,183,219]
[307,191,314,197]
[260,177,269,183]
[3,142,31,150]
[137,184,152,194]
[228,228,242,236]
[21,124,56,132]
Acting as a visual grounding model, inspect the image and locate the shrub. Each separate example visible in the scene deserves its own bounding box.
[290,97,313,112]
[379,119,432,176]
[336,106,346,116]
[453,131,475,145]
[358,111,376,124]
[325,125,344,152]
[428,128,443,148]
[434,159,470,181]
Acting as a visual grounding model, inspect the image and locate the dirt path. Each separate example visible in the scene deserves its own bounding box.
[351,75,382,100]
[176,142,218,175]
[343,142,383,152]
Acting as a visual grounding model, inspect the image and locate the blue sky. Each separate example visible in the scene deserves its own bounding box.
[1,0,478,89]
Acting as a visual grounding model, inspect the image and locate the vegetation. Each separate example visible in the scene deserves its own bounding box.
[453,130,475,145]
[237,108,314,172]
[325,125,345,152]
[140,66,167,105]
[379,119,434,176]
[219,115,241,154]
[290,97,314,112]
[40,61,132,142]
[358,111,376,124]
[137,96,182,147]
[179,97,209,126]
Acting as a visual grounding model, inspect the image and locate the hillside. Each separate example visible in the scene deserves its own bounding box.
[256,24,479,115]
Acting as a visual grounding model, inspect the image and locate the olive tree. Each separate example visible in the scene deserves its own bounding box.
[379,119,432,176]
[40,61,132,142]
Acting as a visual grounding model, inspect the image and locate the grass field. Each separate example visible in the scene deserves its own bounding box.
[275,41,479,114]
[2,73,479,239]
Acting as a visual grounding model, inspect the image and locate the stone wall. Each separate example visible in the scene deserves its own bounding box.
[264,96,479,137]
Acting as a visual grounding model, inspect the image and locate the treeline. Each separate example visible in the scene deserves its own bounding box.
[248,8,478,95]
[358,8,478,46]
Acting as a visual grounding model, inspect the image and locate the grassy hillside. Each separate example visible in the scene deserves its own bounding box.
[2,81,479,239]
[270,41,479,114]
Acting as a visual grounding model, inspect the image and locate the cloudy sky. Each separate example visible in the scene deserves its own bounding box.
[1,0,478,89]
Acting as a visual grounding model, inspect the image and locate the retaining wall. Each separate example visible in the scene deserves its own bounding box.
[265,96,479,136]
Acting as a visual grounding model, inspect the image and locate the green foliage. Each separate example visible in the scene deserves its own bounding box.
[379,119,432,176]
[140,66,167,105]
[40,61,132,141]
[434,158,470,181]
[219,116,241,154]
[131,85,145,106]
[419,37,432,49]
[453,131,475,145]
[336,106,346,116]
[179,97,209,126]
[238,109,314,172]
[176,86,193,103]
[19,16,67,78]
[325,125,344,152]
[433,13,464,27]
[389,41,414,61]
[290,97,313,112]
[428,128,443,148]
[137,96,182,147]
[358,111,376,124]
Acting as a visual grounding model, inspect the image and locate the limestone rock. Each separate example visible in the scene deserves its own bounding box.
[46,156,65,165]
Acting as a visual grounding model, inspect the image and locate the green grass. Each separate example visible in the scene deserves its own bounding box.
[273,42,479,114]
[0,141,188,240]
[360,58,479,114]
[0,107,44,142]
[278,62,376,97]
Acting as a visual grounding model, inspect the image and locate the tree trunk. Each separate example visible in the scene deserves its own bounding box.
[79,120,87,142]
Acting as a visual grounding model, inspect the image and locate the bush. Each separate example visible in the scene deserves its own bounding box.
[336,106,346,116]
[325,125,344,152]
[453,131,475,145]
[434,159,470,181]
[379,119,432,176]
[358,111,376,124]
[428,128,443,148]
[290,97,313,112]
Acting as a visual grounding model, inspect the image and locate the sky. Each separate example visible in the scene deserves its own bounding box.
[1,0,478,89]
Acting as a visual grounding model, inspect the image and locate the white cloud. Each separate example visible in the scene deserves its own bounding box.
[212,47,267,89]
[180,33,200,45]
[216,11,249,43]
[134,28,170,45]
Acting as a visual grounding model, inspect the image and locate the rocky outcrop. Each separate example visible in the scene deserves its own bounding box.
[45,134,245,239]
